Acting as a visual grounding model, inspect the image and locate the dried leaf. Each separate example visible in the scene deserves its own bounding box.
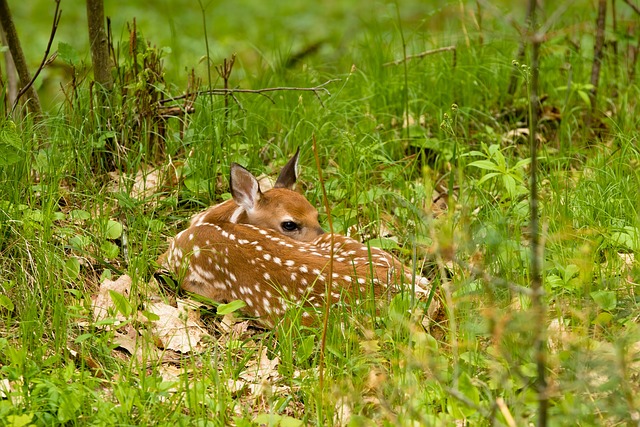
[145,301,209,353]
[92,275,132,323]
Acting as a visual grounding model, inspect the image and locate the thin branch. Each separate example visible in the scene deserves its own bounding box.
[622,0,640,15]
[10,0,61,115]
[383,46,456,66]
[158,78,340,105]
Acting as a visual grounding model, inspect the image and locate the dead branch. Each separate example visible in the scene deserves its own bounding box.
[383,46,456,66]
[0,0,55,118]
[216,54,236,123]
[9,0,60,116]
[622,0,640,15]
[158,78,340,105]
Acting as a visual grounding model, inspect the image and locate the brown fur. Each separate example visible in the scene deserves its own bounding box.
[164,221,429,326]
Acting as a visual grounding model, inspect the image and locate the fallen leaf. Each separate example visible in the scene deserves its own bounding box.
[92,275,132,323]
[145,301,209,353]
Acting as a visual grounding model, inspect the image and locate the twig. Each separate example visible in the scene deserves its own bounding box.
[158,78,340,105]
[622,0,640,15]
[10,0,61,115]
[383,46,456,66]
[216,54,236,125]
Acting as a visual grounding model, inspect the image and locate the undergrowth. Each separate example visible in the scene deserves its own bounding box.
[1,0,639,426]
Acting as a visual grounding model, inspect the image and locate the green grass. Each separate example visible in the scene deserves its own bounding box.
[1,0,640,425]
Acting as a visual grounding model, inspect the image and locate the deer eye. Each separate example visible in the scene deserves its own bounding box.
[281,221,299,232]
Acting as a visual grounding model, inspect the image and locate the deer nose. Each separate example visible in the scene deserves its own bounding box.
[316,226,326,235]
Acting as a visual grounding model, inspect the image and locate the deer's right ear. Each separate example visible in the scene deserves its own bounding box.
[230,163,261,212]
[274,147,300,190]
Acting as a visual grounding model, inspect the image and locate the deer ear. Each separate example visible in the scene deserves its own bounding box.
[274,147,300,189]
[230,163,261,212]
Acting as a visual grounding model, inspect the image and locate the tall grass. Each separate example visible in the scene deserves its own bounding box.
[1,0,639,425]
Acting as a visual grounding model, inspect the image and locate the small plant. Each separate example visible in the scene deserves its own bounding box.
[465,142,531,200]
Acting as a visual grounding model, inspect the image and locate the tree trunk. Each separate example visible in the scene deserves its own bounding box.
[86,0,113,92]
[0,0,43,118]
[588,0,607,124]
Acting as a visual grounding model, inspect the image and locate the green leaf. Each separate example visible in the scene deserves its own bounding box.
[74,333,93,344]
[545,274,563,289]
[590,290,617,311]
[577,90,591,107]
[280,416,304,427]
[254,414,303,427]
[0,294,14,312]
[64,257,81,280]
[468,160,500,171]
[297,335,315,362]
[109,290,133,317]
[366,237,400,250]
[502,174,517,198]
[69,209,91,221]
[58,42,80,66]
[561,264,580,283]
[608,229,638,251]
[513,157,532,169]
[593,311,613,325]
[104,220,123,239]
[0,121,23,167]
[476,172,501,185]
[100,241,119,259]
[141,310,160,321]
[217,300,247,315]
[69,235,91,250]
[5,414,35,427]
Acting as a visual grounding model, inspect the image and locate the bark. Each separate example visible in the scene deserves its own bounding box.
[86,0,113,91]
[588,0,607,122]
[0,26,18,113]
[0,0,43,117]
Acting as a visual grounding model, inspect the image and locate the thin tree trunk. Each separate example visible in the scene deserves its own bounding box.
[527,3,548,426]
[86,0,113,92]
[587,0,607,126]
[0,26,18,114]
[0,0,43,118]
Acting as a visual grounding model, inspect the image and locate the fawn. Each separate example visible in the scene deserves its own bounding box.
[189,148,324,242]
[162,151,431,326]
[164,221,430,326]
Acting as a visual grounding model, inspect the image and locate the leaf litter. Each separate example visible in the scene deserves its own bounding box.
[85,273,303,420]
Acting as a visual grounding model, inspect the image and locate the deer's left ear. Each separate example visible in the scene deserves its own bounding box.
[230,163,262,212]
[274,147,300,190]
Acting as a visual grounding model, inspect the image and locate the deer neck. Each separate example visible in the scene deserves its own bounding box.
[190,199,249,227]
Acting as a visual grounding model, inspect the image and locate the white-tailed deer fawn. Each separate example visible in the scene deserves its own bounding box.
[164,221,430,326]
[162,151,430,325]
[189,148,324,242]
